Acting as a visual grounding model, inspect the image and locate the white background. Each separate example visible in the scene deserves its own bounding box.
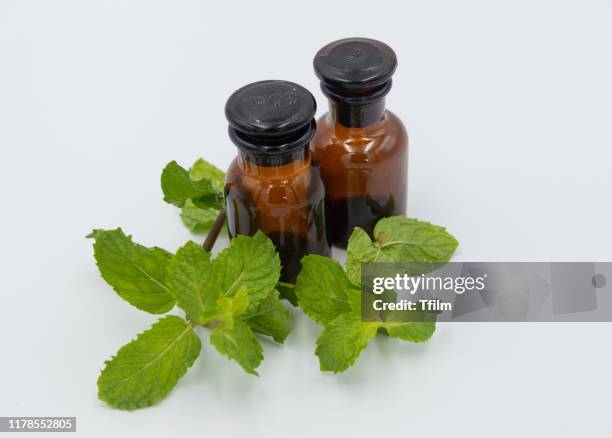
[1,0,611,436]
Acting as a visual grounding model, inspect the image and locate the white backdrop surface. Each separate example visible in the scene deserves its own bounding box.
[1,1,611,437]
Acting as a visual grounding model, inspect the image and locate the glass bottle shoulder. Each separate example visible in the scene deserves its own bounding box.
[312,110,407,162]
[225,157,325,208]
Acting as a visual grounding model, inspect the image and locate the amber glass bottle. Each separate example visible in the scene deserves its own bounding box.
[224,80,330,283]
[311,38,408,248]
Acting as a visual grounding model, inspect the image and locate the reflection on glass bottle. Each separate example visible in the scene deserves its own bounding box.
[224,80,330,282]
[312,38,408,248]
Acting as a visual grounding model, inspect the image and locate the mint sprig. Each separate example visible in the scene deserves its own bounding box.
[161,160,223,209]
[161,159,225,232]
[295,216,458,373]
[296,255,437,373]
[345,216,459,286]
[89,229,291,409]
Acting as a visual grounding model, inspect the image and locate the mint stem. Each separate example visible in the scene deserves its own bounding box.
[202,209,227,252]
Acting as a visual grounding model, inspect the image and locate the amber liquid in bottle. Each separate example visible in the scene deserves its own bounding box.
[312,100,408,248]
[225,148,329,283]
[224,80,330,283]
[312,38,408,248]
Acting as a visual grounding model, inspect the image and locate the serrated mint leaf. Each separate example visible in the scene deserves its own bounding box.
[209,319,263,375]
[97,315,201,410]
[382,322,436,343]
[276,281,298,306]
[150,246,173,259]
[161,161,223,209]
[188,158,225,192]
[344,228,371,285]
[90,228,175,314]
[315,314,380,373]
[346,216,459,286]
[207,286,250,329]
[377,306,437,342]
[86,229,103,239]
[295,255,352,325]
[247,289,292,343]
[165,241,217,324]
[217,286,249,319]
[180,200,219,232]
[208,232,281,316]
[190,194,223,210]
[163,159,226,232]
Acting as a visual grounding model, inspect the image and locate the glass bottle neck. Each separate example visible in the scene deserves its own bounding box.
[237,146,310,177]
[329,98,386,128]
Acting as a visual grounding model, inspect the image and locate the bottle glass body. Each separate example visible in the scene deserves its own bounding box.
[311,102,408,248]
[225,146,330,283]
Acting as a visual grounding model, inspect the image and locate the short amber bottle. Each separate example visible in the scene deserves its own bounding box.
[311,38,408,248]
[224,80,330,282]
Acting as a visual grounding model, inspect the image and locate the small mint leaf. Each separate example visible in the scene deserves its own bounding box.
[295,255,352,325]
[346,216,459,286]
[165,241,217,324]
[90,228,175,314]
[208,232,281,316]
[315,314,379,373]
[161,161,223,209]
[97,315,201,410]
[188,158,225,192]
[276,281,298,306]
[180,200,219,233]
[382,322,436,343]
[209,319,263,375]
[247,289,292,343]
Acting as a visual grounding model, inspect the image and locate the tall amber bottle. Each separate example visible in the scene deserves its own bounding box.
[312,38,408,248]
[224,80,330,282]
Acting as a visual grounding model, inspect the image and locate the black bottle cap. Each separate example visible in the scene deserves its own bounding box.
[225,80,317,157]
[313,38,397,101]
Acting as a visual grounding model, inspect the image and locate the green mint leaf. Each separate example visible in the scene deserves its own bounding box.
[295,255,352,325]
[246,289,292,343]
[315,314,380,373]
[165,241,218,324]
[208,232,281,316]
[161,161,223,209]
[188,158,225,192]
[97,315,201,410]
[207,286,250,330]
[276,281,298,306]
[86,229,103,239]
[378,306,437,342]
[209,319,263,375]
[163,159,226,232]
[346,216,459,285]
[382,322,436,343]
[217,286,250,318]
[167,234,280,325]
[90,228,176,314]
[150,246,173,259]
[180,200,219,232]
